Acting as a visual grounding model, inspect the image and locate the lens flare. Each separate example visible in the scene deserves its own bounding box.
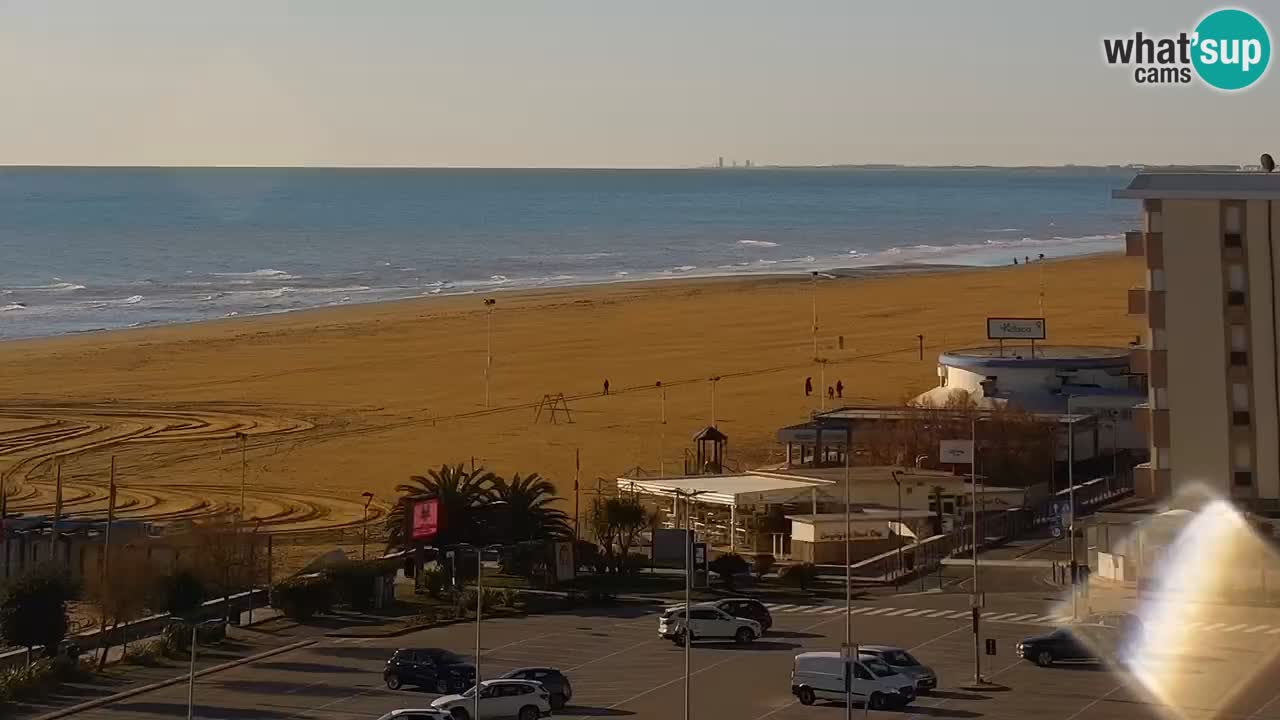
[1069,487,1280,719]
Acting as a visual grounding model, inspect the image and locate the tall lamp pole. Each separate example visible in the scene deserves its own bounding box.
[891,471,903,590]
[360,492,375,560]
[970,416,983,685]
[657,381,667,477]
[811,271,819,359]
[708,376,721,428]
[1067,396,1079,619]
[483,298,497,407]
[674,489,708,720]
[844,446,856,720]
[236,432,248,521]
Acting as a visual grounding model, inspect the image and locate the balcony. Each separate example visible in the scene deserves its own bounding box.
[1128,347,1168,387]
[1134,404,1171,448]
[1124,231,1164,269]
[1128,287,1147,315]
[1134,462,1172,499]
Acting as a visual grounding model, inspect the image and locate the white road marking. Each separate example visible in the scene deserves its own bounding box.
[767,604,797,612]
[847,606,872,615]
[884,608,915,616]
[1009,613,1040,622]
[905,609,936,617]
[925,610,954,618]
[1033,615,1060,623]
[862,607,893,616]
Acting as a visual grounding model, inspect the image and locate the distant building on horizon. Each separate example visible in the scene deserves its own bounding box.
[1115,172,1280,515]
[718,156,724,169]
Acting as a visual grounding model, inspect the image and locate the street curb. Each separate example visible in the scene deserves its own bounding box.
[31,639,317,720]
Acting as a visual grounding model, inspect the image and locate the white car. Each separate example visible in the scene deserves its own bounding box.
[791,651,915,710]
[376,711,453,720]
[430,679,552,720]
[658,605,762,644]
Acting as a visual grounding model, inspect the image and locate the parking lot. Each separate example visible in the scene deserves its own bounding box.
[59,593,1280,720]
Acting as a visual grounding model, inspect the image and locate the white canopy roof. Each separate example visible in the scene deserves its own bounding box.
[616,473,833,507]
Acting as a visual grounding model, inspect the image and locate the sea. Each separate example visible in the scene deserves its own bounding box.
[0,166,1138,340]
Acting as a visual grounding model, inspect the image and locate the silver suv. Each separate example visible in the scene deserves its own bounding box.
[859,645,937,693]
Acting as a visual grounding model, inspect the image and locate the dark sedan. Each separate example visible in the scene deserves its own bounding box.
[1017,629,1099,667]
[704,598,773,633]
[384,648,476,692]
[500,667,573,709]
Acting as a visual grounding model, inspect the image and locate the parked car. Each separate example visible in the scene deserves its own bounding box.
[384,648,476,693]
[498,667,572,710]
[375,710,452,720]
[658,605,761,644]
[790,651,915,710]
[430,679,552,720]
[700,598,773,633]
[859,645,937,693]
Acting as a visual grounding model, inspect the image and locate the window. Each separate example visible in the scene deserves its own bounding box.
[1234,411,1252,426]
[1232,325,1249,351]
[1225,233,1244,249]
[1234,471,1254,487]
[1155,448,1171,468]
[1151,328,1167,350]
[1226,205,1243,234]
[1231,351,1249,366]
[1146,210,1163,233]
[1228,291,1247,306]
[1149,269,1166,291]
[1229,265,1247,291]
[1154,387,1169,409]
[1233,383,1251,410]
[691,609,718,620]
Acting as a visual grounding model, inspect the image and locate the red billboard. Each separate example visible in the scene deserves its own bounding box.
[409,497,440,541]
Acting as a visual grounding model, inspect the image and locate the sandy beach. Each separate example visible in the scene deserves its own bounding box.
[0,254,1143,539]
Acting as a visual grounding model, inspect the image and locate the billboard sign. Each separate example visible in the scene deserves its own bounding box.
[939,439,974,465]
[409,497,440,541]
[554,541,575,583]
[986,317,1046,340]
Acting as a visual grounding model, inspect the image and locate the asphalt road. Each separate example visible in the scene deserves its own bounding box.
[59,591,1280,720]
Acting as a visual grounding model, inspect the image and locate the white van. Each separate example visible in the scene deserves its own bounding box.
[791,651,915,710]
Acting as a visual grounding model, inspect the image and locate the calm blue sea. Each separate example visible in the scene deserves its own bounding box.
[0,167,1137,340]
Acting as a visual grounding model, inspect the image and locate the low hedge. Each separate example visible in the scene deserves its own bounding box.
[270,574,335,620]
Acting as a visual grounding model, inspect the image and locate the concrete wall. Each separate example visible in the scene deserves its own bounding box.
[1164,199,1232,497]
[1246,200,1280,502]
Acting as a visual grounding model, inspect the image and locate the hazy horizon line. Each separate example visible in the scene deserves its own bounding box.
[0,162,1233,172]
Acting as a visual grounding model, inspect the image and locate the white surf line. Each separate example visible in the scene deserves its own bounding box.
[1202,622,1228,631]
[1244,625,1271,633]
[1265,627,1280,635]
[1223,623,1249,633]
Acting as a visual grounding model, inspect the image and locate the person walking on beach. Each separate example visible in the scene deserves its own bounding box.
[836,380,844,398]
[827,386,835,401]
[603,379,610,395]
[805,377,813,397]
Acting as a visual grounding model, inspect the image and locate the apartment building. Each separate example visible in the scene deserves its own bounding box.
[1115,173,1280,512]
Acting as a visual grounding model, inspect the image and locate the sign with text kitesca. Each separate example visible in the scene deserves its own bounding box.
[410,497,440,541]
[986,317,1046,340]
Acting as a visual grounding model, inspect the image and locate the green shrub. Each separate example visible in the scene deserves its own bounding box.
[418,566,447,599]
[0,658,65,702]
[708,553,749,590]
[123,640,168,667]
[779,562,819,591]
[270,574,334,620]
[752,554,776,579]
[0,564,75,656]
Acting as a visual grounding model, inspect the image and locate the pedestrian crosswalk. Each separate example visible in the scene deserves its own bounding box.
[751,603,1280,635]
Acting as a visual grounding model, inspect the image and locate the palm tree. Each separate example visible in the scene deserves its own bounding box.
[385,463,496,550]
[491,472,572,541]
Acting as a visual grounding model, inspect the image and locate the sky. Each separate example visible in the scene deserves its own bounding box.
[1,0,1277,168]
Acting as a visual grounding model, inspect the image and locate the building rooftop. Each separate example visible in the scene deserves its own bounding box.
[940,345,1130,370]
[810,405,1095,425]
[1114,172,1280,200]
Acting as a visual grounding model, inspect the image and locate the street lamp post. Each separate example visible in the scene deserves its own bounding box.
[891,471,903,590]
[844,446,855,720]
[361,492,375,560]
[970,416,984,685]
[1066,397,1079,619]
[483,298,496,407]
[657,381,667,477]
[708,376,721,428]
[673,489,708,720]
[236,432,248,520]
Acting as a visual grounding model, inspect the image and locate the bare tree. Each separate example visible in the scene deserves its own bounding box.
[90,544,152,669]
